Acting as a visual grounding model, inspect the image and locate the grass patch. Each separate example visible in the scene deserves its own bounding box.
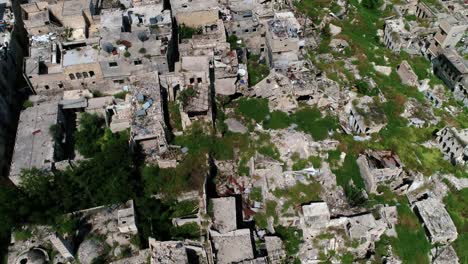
[114,91,128,100]
[275,226,303,257]
[273,182,322,212]
[14,228,32,241]
[236,97,270,123]
[247,54,270,86]
[254,200,278,229]
[377,203,431,263]
[263,111,291,129]
[178,24,202,39]
[249,187,263,202]
[291,107,338,140]
[170,222,200,239]
[168,101,182,131]
[170,200,198,218]
[444,188,468,263]
[291,154,321,170]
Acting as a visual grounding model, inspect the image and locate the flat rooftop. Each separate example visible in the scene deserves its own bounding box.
[211,229,254,264]
[442,49,468,74]
[171,0,218,15]
[212,197,237,233]
[9,101,58,185]
[63,46,98,67]
[414,198,458,243]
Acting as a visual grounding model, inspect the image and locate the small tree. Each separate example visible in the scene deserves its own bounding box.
[178,87,199,107]
[362,0,380,9]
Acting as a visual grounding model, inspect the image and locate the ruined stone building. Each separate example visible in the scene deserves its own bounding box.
[356,150,404,193]
[415,2,436,19]
[21,0,173,95]
[223,9,266,54]
[117,200,138,234]
[211,197,238,234]
[341,96,387,136]
[209,197,258,264]
[427,14,467,59]
[0,0,26,176]
[127,72,169,164]
[383,18,411,53]
[433,48,468,105]
[171,0,218,28]
[301,202,330,230]
[9,101,58,185]
[397,60,419,87]
[435,127,468,166]
[265,11,305,72]
[173,56,213,129]
[413,198,458,244]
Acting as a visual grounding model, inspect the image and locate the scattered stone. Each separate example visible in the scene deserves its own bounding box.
[224,118,248,133]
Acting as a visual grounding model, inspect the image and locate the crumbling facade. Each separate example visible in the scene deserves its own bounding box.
[433,49,468,105]
[265,12,305,72]
[357,150,404,193]
[427,14,467,59]
[435,127,468,166]
[397,60,419,87]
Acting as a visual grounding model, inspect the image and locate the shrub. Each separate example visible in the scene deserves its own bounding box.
[139,47,147,54]
[178,24,202,40]
[74,113,106,157]
[247,54,270,86]
[123,51,131,57]
[22,100,33,109]
[114,91,128,100]
[178,88,198,107]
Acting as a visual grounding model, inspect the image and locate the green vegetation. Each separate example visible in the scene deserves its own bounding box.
[178,24,202,39]
[332,153,367,206]
[178,87,199,107]
[169,200,199,218]
[247,54,270,86]
[254,200,278,229]
[291,153,321,171]
[123,51,131,57]
[263,111,291,129]
[362,0,381,9]
[375,204,431,263]
[392,204,431,263]
[235,100,337,142]
[170,223,200,239]
[22,100,33,109]
[236,97,270,123]
[294,0,335,23]
[92,90,105,97]
[139,47,147,54]
[142,155,207,198]
[273,182,321,212]
[114,91,128,100]
[355,80,379,96]
[249,187,263,202]
[13,228,32,241]
[168,101,182,131]
[444,188,468,263]
[227,35,241,50]
[275,226,303,257]
[291,108,338,140]
[74,113,106,157]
